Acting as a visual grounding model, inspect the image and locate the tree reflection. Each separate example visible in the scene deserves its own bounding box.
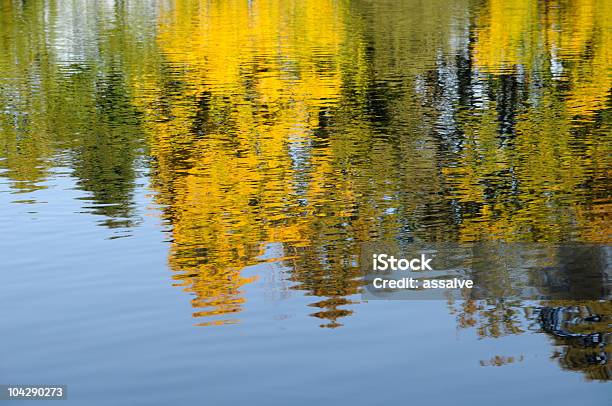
[0,0,154,228]
[452,300,611,381]
[0,0,609,378]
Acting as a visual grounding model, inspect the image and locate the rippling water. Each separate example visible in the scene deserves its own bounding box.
[1,0,611,404]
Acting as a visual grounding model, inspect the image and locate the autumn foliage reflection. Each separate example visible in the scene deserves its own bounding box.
[122,0,612,329]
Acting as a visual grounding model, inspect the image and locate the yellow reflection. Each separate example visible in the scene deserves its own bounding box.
[447,0,611,243]
[474,0,611,117]
[137,0,365,326]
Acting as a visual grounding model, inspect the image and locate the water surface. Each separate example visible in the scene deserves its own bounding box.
[1,1,611,404]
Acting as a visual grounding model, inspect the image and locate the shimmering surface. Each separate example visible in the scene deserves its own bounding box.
[1,0,611,404]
